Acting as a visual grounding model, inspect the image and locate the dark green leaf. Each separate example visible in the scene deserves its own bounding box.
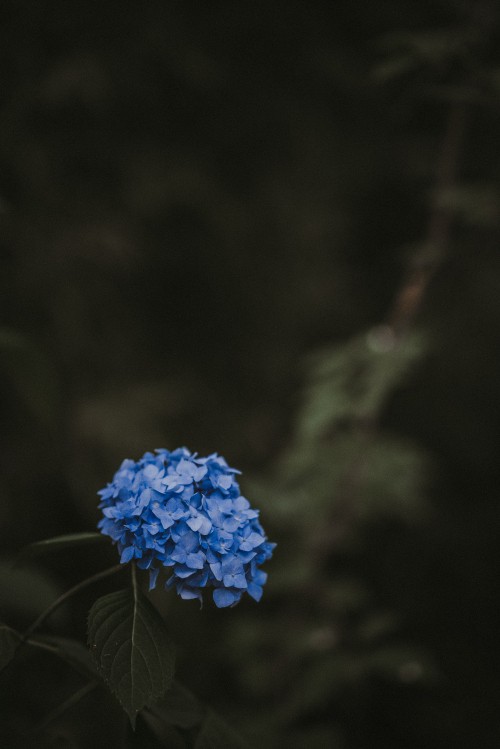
[16,533,107,566]
[195,711,249,749]
[0,327,60,430]
[87,580,175,728]
[0,623,21,670]
[297,330,425,443]
[0,562,65,628]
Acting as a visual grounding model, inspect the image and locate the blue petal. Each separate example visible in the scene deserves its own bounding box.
[213,588,239,608]
[217,474,233,491]
[174,565,197,579]
[209,562,223,581]
[232,573,248,589]
[221,555,244,575]
[247,582,263,601]
[97,447,275,609]
[149,567,160,590]
[222,517,240,533]
[178,586,202,602]
[198,514,212,535]
[120,546,135,564]
[186,514,204,532]
[186,551,205,570]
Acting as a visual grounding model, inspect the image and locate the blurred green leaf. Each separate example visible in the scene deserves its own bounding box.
[0,328,60,431]
[434,184,500,227]
[372,54,419,84]
[87,583,175,728]
[297,330,425,442]
[373,29,465,83]
[16,533,107,566]
[0,623,21,670]
[366,645,440,685]
[0,562,65,628]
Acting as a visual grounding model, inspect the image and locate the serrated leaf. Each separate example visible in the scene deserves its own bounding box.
[16,532,107,565]
[0,624,21,670]
[195,711,249,749]
[87,578,175,728]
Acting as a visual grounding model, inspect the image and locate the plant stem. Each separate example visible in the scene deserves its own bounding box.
[131,559,137,593]
[388,102,468,335]
[25,637,60,656]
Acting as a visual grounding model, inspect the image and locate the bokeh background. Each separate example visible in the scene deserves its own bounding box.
[1,1,500,747]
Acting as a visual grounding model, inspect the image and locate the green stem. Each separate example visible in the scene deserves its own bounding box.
[25,637,60,656]
[131,559,138,595]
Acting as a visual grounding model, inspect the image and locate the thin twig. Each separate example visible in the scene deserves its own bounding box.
[306,99,469,575]
[388,102,468,336]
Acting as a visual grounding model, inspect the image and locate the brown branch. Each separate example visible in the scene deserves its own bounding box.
[304,102,469,577]
[388,102,468,335]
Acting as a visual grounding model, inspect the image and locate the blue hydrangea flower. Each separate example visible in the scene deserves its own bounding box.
[97,448,275,607]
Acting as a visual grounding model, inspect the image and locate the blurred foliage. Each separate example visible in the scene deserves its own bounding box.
[1,0,500,747]
[0,562,65,630]
[222,326,434,748]
[0,328,60,431]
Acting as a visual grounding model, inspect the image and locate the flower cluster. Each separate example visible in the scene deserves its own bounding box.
[97,448,275,607]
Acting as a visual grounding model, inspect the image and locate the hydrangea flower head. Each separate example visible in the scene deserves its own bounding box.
[97,448,275,607]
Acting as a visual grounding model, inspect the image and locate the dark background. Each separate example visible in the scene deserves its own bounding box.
[1,1,500,747]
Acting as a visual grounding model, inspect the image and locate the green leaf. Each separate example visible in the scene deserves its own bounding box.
[0,327,60,430]
[296,330,425,443]
[16,532,107,565]
[194,711,249,749]
[87,577,175,728]
[0,562,65,628]
[0,624,21,670]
